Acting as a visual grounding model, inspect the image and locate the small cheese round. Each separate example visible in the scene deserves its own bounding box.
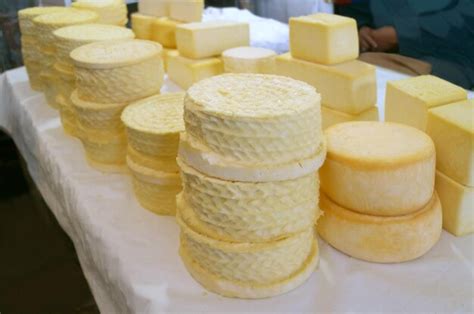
[317,192,442,263]
[321,121,435,216]
[18,6,70,35]
[222,46,276,74]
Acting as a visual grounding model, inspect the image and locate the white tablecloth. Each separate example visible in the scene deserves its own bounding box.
[1,67,473,313]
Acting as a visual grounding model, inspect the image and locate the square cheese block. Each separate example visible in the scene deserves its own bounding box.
[151,17,182,48]
[322,106,379,130]
[385,75,467,130]
[139,0,169,17]
[276,53,376,114]
[290,13,358,65]
[162,48,179,72]
[170,0,203,23]
[168,54,224,89]
[436,170,473,236]
[131,13,156,40]
[176,21,250,59]
[427,99,474,186]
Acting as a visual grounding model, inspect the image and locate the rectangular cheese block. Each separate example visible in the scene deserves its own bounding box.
[131,13,156,40]
[139,0,169,17]
[276,53,376,114]
[385,75,467,130]
[322,106,379,130]
[151,17,182,48]
[168,54,224,89]
[176,21,250,59]
[290,13,358,65]
[170,0,203,23]
[436,170,473,236]
[427,99,473,187]
[162,48,179,72]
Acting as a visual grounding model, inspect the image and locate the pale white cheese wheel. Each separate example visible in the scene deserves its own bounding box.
[321,122,435,216]
[222,46,276,74]
[317,192,442,263]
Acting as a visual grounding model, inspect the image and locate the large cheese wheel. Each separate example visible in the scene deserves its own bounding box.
[321,122,435,216]
[317,192,442,263]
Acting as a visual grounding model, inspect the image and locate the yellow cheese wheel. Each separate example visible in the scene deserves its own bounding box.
[18,6,70,35]
[321,121,435,216]
[317,192,442,263]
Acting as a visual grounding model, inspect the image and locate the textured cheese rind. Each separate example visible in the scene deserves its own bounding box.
[40,70,60,109]
[223,47,276,74]
[131,13,156,40]
[169,0,203,23]
[178,159,319,242]
[178,207,315,284]
[436,170,474,236]
[385,75,468,130]
[54,24,134,70]
[127,146,180,173]
[179,236,318,299]
[139,0,169,17]
[322,106,379,129]
[317,192,442,263]
[276,53,376,114]
[23,60,43,91]
[18,6,70,35]
[176,21,250,59]
[290,13,358,65]
[184,74,322,166]
[72,0,127,26]
[151,17,182,48]
[122,93,185,161]
[167,54,224,89]
[127,156,181,216]
[71,40,164,103]
[179,133,326,182]
[427,100,474,187]
[79,130,127,172]
[321,122,435,216]
[56,95,75,136]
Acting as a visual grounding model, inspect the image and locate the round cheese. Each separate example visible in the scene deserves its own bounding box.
[56,95,75,136]
[182,74,324,181]
[72,0,127,26]
[317,192,442,263]
[222,46,276,74]
[71,40,164,103]
[18,6,70,35]
[321,121,435,216]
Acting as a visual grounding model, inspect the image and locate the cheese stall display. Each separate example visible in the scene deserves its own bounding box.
[53,24,135,135]
[121,93,185,215]
[177,74,325,298]
[32,9,99,108]
[222,47,277,74]
[70,40,164,171]
[318,122,442,263]
[277,13,378,129]
[71,0,128,26]
[427,100,474,236]
[385,75,468,131]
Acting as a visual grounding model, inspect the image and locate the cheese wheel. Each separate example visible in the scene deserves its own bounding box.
[54,24,134,71]
[131,13,156,40]
[18,6,70,35]
[72,0,127,26]
[178,159,319,242]
[317,192,442,263]
[121,93,185,171]
[181,74,324,181]
[71,40,164,104]
[23,60,43,91]
[127,145,180,173]
[127,156,181,216]
[40,69,60,109]
[178,208,317,297]
[321,122,435,216]
[56,95,75,136]
[222,46,276,74]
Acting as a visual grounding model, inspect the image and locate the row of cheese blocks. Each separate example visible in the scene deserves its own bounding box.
[277,13,378,129]
[385,75,473,236]
[318,122,442,263]
[176,74,327,298]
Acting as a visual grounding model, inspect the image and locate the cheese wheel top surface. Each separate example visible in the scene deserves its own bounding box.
[33,9,98,26]
[122,93,185,134]
[54,24,134,42]
[73,0,124,8]
[70,39,162,68]
[19,6,70,18]
[186,74,320,119]
[326,121,434,168]
[222,46,276,60]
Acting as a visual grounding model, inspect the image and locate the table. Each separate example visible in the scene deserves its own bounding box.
[0,67,473,313]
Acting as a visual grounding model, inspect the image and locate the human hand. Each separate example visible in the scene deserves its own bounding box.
[359,26,377,52]
[370,26,398,52]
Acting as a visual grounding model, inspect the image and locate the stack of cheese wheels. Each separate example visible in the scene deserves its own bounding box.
[177,74,326,298]
[72,0,128,26]
[33,9,99,109]
[277,13,378,129]
[222,46,277,74]
[53,24,135,136]
[121,93,185,215]
[70,39,164,172]
[318,121,442,263]
[18,6,70,91]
